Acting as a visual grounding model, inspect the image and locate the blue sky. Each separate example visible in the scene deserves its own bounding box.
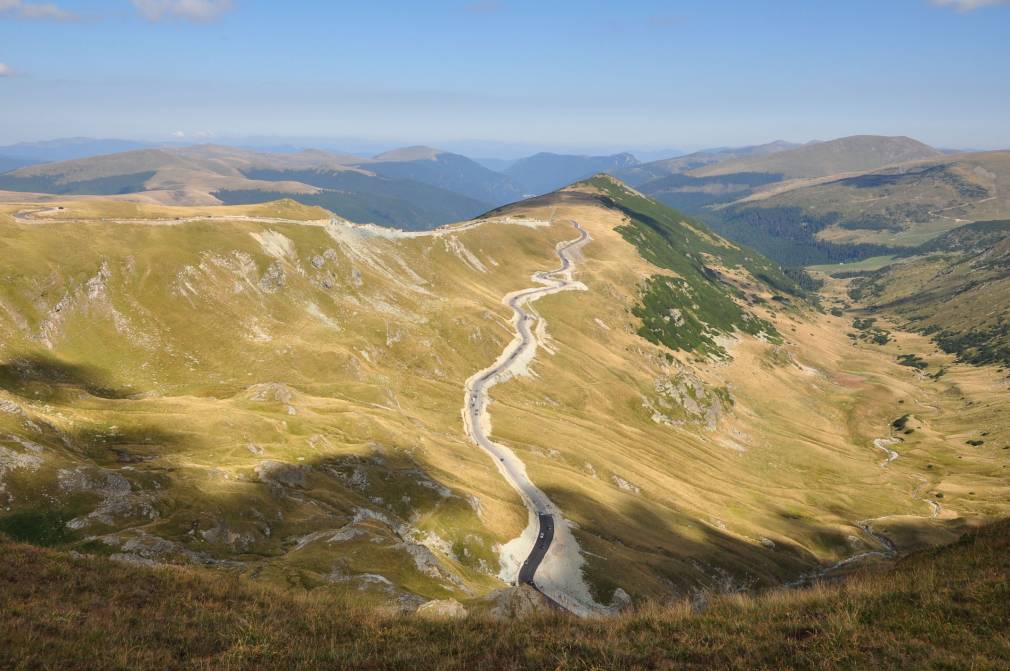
[1,0,1008,155]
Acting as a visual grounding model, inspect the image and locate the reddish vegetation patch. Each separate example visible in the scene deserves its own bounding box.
[832,372,866,388]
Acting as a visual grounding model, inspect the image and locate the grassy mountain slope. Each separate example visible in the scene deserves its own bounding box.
[691,135,941,179]
[3,518,1008,669]
[219,169,489,231]
[614,140,799,187]
[478,177,1009,599]
[1,181,1007,613]
[579,175,800,357]
[0,146,326,199]
[845,220,1010,367]
[636,170,787,216]
[628,136,942,229]
[504,152,639,195]
[356,147,524,205]
[0,145,501,228]
[714,150,1010,267]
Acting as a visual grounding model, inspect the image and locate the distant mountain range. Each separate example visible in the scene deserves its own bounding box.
[0,137,154,164]
[503,152,640,195]
[613,140,802,187]
[708,146,1010,266]
[3,135,1008,265]
[626,136,943,218]
[0,144,516,230]
[0,141,648,228]
[0,155,31,173]
[597,135,974,267]
[692,135,940,178]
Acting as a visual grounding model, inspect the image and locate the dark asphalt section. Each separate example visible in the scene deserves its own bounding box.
[518,513,555,585]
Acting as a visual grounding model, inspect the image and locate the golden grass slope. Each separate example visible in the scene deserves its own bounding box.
[471,182,1010,601]
[0,188,1007,610]
[2,518,1009,670]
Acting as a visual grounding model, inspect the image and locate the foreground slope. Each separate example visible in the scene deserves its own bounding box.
[0,179,1007,613]
[3,518,1008,669]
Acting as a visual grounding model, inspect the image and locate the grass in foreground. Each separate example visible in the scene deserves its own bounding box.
[3,520,1009,670]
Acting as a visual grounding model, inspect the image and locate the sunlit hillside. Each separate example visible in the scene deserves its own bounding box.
[2,178,1006,615]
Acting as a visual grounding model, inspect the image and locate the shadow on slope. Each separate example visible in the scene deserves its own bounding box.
[1,517,1007,669]
[0,354,132,401]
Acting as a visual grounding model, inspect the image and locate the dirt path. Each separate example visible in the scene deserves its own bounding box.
[817,425,951,578]
[11,206,336,227]
[10,206,549,239]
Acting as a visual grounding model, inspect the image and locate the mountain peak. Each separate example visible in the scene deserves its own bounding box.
[690,134,941,179]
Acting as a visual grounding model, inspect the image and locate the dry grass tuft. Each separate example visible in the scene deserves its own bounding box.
[3,520,1009,670]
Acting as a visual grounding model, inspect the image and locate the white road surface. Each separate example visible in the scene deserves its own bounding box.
[461,221,602,615]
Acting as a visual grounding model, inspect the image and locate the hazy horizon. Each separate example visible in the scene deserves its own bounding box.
[2,0,1009,152]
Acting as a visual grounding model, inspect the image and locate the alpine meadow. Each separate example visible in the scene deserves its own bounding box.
[1,1,1009,669]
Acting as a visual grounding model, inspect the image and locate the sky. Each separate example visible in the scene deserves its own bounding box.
[1,0,1009,156]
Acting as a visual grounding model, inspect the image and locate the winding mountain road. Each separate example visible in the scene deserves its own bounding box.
[462,221,590,600]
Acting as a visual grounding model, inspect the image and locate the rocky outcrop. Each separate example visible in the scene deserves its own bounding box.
[254,460,309,488]
[485,585,554,619]
[416,599,468,619]
[647,369,732,430]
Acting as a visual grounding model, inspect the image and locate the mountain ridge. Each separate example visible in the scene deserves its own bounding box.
[0,144,510,229]
[504,152,640,195]
[689,135,942,179]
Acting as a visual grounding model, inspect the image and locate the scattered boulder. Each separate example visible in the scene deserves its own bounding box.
[416,599,468,619]
[247,382,295,404]
[486,585,553,619]
[255,460,308,488]
[609,587,633,613]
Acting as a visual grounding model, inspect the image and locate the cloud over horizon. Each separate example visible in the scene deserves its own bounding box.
[0,0,77,21]
[931,0,1009,10]
[130,0,234,22]
[0,63,12,77]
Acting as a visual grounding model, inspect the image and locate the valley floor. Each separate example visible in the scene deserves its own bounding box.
[2,519,1009,670]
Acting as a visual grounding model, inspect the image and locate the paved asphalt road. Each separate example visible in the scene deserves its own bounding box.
[518,513,555,585]
[462,221,589,599]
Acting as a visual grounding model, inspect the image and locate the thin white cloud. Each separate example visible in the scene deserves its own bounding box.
[0,63,11,77]
[0,0,78,21]
[130,0,234,22]
[464,1,501,14]
[931,0,1009,11]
